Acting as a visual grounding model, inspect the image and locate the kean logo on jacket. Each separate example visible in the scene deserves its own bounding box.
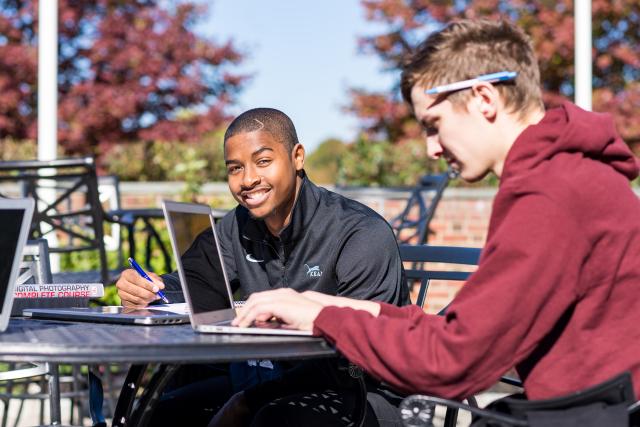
[304,264,323,278]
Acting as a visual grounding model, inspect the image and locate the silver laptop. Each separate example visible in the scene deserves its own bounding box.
[162,200,312,336]
[24,305,189,325]
[0,198,35,332]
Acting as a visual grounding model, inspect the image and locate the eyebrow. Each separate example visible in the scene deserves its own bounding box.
[225,146,274,166]
[426,92,450,110]
[252,146,274,157]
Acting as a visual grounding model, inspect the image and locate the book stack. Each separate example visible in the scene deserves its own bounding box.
[12,283,105,316]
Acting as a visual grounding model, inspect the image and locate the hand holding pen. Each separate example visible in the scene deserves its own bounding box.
[125,257,170,304]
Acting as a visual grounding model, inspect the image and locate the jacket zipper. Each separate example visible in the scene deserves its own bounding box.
[260,238,287,288]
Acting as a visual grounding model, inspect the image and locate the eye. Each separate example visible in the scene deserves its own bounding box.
[422,122,438,137]
[256,158,272,167]
[426,126,438,136]
[227,165,242,175]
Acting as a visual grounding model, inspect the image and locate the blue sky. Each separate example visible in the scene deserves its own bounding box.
[200,0,396,153]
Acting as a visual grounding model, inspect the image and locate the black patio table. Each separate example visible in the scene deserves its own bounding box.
[0,318,335,427]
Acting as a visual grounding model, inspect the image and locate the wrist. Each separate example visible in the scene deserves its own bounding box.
[356,300,381,316]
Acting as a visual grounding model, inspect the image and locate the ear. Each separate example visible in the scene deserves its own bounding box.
[291,143,305,171]
[470,82,499,121]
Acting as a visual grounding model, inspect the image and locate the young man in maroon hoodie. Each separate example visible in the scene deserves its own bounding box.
[230,19,640,424]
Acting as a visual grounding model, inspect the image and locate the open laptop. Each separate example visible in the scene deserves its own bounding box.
[0,198,35,332]
[163,200,312,336]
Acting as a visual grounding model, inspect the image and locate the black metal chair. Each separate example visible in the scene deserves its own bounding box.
[399,244,480,309]
[400,371,639,427]
[391,173,449,245]
[0,157,125,284]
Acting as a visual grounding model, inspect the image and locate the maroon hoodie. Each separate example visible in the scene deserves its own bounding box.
[314,102,640,400]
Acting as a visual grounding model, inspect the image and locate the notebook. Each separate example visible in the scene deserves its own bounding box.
[162,200,312,336]
[0,197,35,332]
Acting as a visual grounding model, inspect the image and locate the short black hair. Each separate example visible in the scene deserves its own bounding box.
[224,108,300,152]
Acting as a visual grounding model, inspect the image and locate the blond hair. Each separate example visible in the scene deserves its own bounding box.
[401,19,544,118]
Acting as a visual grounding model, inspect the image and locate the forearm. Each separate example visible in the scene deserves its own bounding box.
[340,299,380,316]
[302,291,381,316]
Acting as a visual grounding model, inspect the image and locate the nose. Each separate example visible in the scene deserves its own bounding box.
[241,165,261,188]
[426,136,443,160]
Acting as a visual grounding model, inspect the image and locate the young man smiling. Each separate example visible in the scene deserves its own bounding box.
[116,108,409,426]
[231,20,640,424]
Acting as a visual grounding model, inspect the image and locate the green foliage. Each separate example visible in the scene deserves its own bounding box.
[104,131,228,185]
[169,147,209,202]
[305,138,347,184]
[0,138,38,161]
[337,136,432,186]
[336,136,505,187]
[102,283,121,307]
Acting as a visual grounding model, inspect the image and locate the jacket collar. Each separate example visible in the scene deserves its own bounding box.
[240,171,321,245]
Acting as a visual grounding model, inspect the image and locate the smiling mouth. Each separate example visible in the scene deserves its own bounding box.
[241,188,271,208]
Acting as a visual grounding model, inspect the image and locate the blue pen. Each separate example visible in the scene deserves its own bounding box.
[127,257,170,303]
[425,71,518,95]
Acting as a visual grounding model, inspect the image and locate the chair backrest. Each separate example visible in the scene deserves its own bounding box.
[391,173,449,245]
[0,157,110,283]
[18,239,53,285]
[399,244,481,309]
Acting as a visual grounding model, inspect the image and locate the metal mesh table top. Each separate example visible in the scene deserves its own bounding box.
[0,318,335,364]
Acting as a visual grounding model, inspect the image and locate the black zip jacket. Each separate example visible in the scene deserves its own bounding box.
[162,174,409,306]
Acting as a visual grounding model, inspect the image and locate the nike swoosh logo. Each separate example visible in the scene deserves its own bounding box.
[245,254,264,263]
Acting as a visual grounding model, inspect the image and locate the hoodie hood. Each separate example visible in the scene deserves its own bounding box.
[502,101,639,183]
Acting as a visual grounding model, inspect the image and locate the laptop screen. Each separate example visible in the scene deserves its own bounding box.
[0,209,26,310]
[165,210,233,315]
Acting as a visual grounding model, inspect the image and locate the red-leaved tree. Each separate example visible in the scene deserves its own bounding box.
[0,0,247,157]
[348,0,640,148]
